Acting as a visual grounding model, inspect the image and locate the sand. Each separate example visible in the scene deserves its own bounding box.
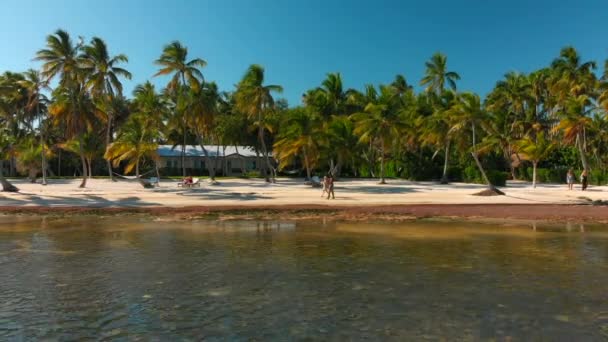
[0,177,607,221]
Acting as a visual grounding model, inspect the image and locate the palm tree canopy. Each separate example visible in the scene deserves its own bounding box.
[154,41,206,92]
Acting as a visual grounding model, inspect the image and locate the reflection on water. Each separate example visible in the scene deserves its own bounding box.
[1,216,608,340]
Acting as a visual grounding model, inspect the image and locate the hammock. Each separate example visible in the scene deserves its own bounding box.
[113,169,156,180]
[283,169,300,175]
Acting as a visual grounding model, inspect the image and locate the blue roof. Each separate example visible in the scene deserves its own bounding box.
[157,145,261,157]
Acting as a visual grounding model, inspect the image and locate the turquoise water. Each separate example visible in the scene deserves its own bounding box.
[1,216,608,340]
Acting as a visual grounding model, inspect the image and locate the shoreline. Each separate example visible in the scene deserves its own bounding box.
[1,203,607,223]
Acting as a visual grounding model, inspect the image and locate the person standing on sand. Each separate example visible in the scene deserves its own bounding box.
[326,174,335,200]
[580,169,588,191]
[566,169,574,190]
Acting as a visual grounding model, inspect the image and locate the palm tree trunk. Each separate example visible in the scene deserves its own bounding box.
[235,145,246,175]
[182,129,187,177]
[57,149,62,177]
[155,160,161,181]
[136,158,140,178]
[379,139,386,184]
[106,115,114,181]
[0,160,18,192]
[39,104,48,186]
[532,161,538,188]
[78,135,88,188]
[440,139,450,184]
[197,135,216,181]
[303,147,312,180]
[577,132,590,171]
[472,152,496,191]
[258,126,272,183]
[87,158,93,179]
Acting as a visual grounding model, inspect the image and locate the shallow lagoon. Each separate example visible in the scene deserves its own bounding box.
[1,216,608,340]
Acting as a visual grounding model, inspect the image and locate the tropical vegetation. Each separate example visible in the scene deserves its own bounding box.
[2,29,608,192]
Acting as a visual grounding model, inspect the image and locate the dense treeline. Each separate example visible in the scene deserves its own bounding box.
[1,29,608,192]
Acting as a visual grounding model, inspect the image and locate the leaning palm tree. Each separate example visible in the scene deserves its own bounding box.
[451,92,503,194]
[105,116,160,178]
[154,41,206,177]
[420,52,460,95]
[234,64,283,182]
[80,37,132,180]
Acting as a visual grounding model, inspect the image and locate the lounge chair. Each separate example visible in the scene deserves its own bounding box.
[149,177,160,187]
[177,177,201,188]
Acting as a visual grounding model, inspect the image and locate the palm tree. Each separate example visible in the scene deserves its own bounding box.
[131,82,167,179]
[19,69,50,185]
[517,133,556,188]
[154,41,206,177]
[549,46,597,171]
[351,86,407,184]
[420,91,457,183]
[451,92,502,193]
[48,84,96,187]
[235,64,283,182]
[81,37,132,180]
[36,29,95,187]
[274,107,323,180]
[105,115,160,178]
[420,52,460,95]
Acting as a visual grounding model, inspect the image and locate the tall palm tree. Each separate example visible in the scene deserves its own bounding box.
[451,92,501,193]
[549,46,597,171]
[81,37,131,180]
[154,41,206,177]
[235,64,283,182]
[48,84,96,187]
[351,86,407,184]
[420,52,460,95]
[19,69,50,185]
[154,41,206,93]
[36,29,94,187]
[185,82,220,181]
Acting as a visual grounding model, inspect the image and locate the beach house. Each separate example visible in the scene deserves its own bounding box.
[157,145,268,176]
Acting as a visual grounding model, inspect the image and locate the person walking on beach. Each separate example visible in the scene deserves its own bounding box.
[326,174,335,200]
[321,175,329,197]
[580,169,588,191]
[566,169,575,190]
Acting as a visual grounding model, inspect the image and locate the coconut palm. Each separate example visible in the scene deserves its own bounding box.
[420,52,460,95]
[351,86,407,184]
[451,92,501,193]
[274,107,323,180]
[80,37,131,180]
[105,115,160,178]
[517,132,556,188]
[34,29,82,87]
[154,41,205,177]
[235,64,283,182]
[18,69,50,185]
[154,41,206,93]
[48,84,97,187]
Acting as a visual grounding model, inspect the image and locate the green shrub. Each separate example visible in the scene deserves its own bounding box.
[591,170,608,186]
[486,170,508,187]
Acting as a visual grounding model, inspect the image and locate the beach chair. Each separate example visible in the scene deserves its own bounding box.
[178,177,201,188]
[149,177,159,187]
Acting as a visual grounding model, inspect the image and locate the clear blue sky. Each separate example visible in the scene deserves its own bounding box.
[1,0,607,105]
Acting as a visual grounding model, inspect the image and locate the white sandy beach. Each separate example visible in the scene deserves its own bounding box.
[0,178,604,208]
